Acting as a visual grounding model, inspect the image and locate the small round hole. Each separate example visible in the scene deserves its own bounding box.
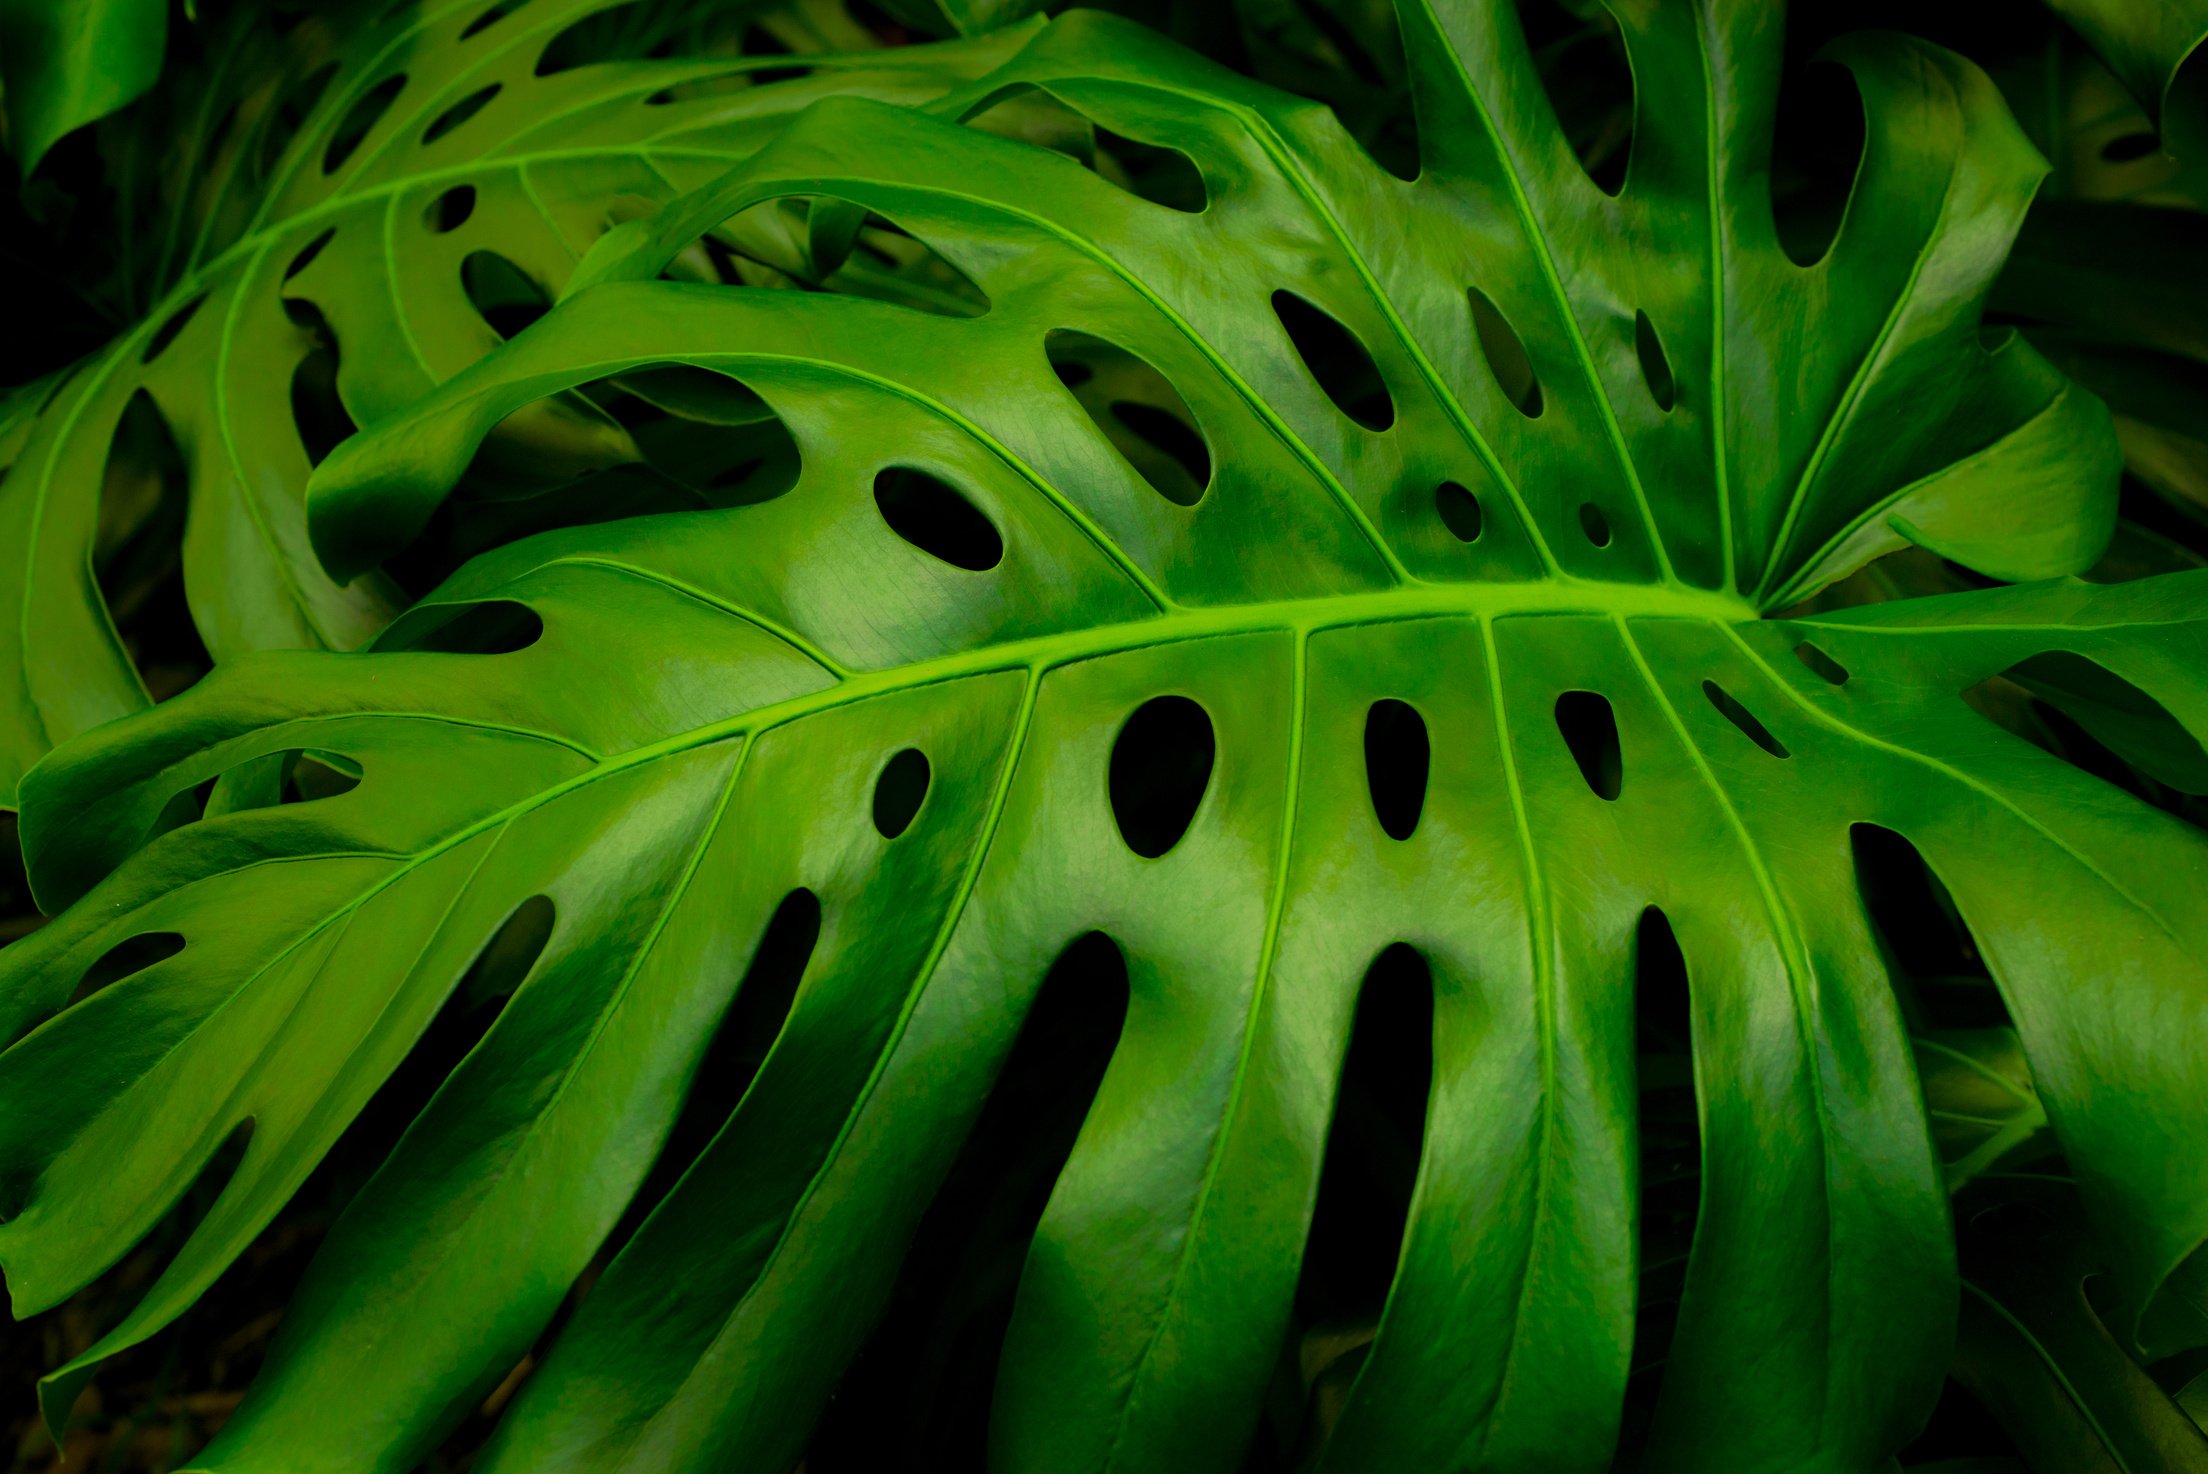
[872,749,931,839]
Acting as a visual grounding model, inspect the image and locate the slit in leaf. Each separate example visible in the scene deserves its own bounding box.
[1626,907,1699,1420]
[426,184,476,233]
[462,0,529,40]
[70,932,187,1009]
[1271,290,1394,431]
[1515,0,1634,193]
[804,930,1127,1470]
[142,293,208,364]
[322,74,406,174]
[1467,286,1542,416]
[1770,60,1864,267]
[423,83,500,145]
[384,600,545,655]
[1635,310,1674,411]
[1109,695,1215,859]
[1044,330,1210,507]
[874,467,1003,572]
[1702,680,1789,759]
[1979,651,2208,797]
[1850,823,2004,1031]
[1093,128,1208,212]
[1363,699,1430,840]
[1555,690,1622,800]
[1794,641,1849,686]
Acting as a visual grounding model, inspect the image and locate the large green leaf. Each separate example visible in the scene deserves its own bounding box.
[3,4,2200,1473]
[0,0,1028,806]
[2042,0,2208,160]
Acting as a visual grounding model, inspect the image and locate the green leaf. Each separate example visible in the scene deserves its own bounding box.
[0,0,1032,807]
[2,5,2194,1474]
[0,0,168,174]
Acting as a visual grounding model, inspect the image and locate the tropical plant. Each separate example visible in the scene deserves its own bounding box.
[3,2,2207,1472]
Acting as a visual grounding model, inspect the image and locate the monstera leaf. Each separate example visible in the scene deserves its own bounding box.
[4,4,2206,1473]
[0,0,1031,805]
[0,0,168,174]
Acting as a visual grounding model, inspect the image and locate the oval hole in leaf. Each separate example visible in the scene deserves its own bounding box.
[323,74,407,174]
[1634,310,1675,412]
[1770,60,1863,266]
[459,894,557,1007]
[1364,700,1430,840]
[1109,695,1215,858]
[425,184,476,233]
[1555,690,1622,800]
[872,749,931,839]
[1515,0,1634,193]
[1271,291,1394,431]
[142,293,208,365]
[1467,286,1542,416]
[461,251,551,339]
[70,931,187,1009]
[1850,824,2002,1029]
[1436,480,1483,542]
[462,0,529,40]
[284,227,336,281]
[1094,128,1208,212]
[1579,502,1611,547]
[873,467,1003,572]
[1702,680,1789,758]
[609,888,821,1247]
[1793,642,1849,686]
[2102,131,2161,163]
[388,600,545,654]
[423,83,500,145]
[1289,942,1432,1368]
[1044,330,1211,506]
[804,929,1129,1466]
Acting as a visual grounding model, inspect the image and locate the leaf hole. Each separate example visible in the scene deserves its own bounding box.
[2102,131,2162,163]
[1971,651,2208,799]
[70,932,187,1010]
[95,392,205,706]
[1044,330,1210,506]
[1109,695,1215,859]
[1850,824,2003,1030]
[426,184,477,233]
[1514,0,1634,194]
[142,294,208,365]
[289,331,358,469]
[739,25,812,86]
[284,227,336,281]
[1364,699,1430,840]
[535,2,673,75]
[384,600,546,655]
[322,74,407,174]
[874,467,1003,572]
[804,929,1128,1470]
[462,0,530,39]
[1770,60,1864,267]
[423,83,500,146]
[1634,310,1674,411]
[1578,502,1611,547]
[872,749,932,839]
[1555,690,1622,800]
[1288,942,1433,1403]
[1701,680,1789,759]
[461,250,552,339]
[1793,641,1849,685]
[1435,480,1483,543]
[1628,906,1699,1399]
[1467,286,1542,416]
[458,894,557,1008]
[1093,128,1208,213]
[1271,291,1394,431]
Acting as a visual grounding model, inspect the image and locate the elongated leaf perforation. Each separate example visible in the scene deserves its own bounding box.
[1579,502,1612,548]
[289,344,357,468]
[873,467,1005,572]
[283,227,336,281]
[426,185,477,233]
[1514,0,1634,195]
[1556,690,1623,800]
[1364,699,1430,840]
[1700,680,1789,759]
[461,0,530,41]
[872,749,932,840]
[1045,330,1211,507]
[1466,285,1542,418]
[385,600,546,656]
[142,294,209,365]
[1629,907,1698,1393]
[1271,290,1395,432]
[424,84,502,146]
[1435,481,1484,542]
[70,932,188,1011]
[1793,642,1849,686]
[1981,651,2208,800]
[322,74,407,175]
[1634,311,1675,413]
[1849,825,2001,1031]
[1109,694,1215,858]
[1769,59,1864,268]
[1093,128,1208,213]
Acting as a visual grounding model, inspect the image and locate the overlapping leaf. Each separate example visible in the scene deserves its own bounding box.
[2,4,2203,1473]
